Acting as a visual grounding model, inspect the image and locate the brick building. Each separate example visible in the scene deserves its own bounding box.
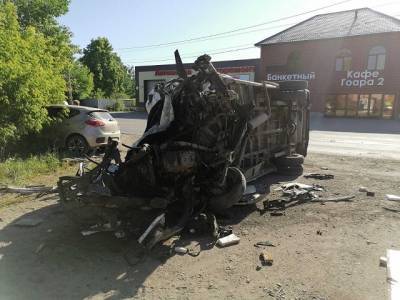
[255,8,400,119]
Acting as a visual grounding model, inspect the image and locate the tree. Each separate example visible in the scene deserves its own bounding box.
[12,0,76,95]
[11,0,70,30]
[80,37,133,98]
[0,2,66,154]
[68,61,94,100]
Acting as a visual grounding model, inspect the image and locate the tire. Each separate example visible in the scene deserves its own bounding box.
[66,134,89,156]
[276,165,304,176]
[273,154,304,167]
[209,167,246,213]
[278,80,308,91]
[296,143,308,157]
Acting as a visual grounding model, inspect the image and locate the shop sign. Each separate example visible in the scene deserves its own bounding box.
[266,72,316,81]
[340,70,384,87]
[217,66,255,73]
[155,66,255,77]
[155,69,192,76]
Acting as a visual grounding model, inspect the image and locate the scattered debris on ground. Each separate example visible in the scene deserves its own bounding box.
[254,240,276,247]
[217,234,240,247]
[174,246,188,254]
[0,185,57,195]
[279,182,324,200]
[259,251,273,266]
[304,173,334,180]
[386,194,400,201]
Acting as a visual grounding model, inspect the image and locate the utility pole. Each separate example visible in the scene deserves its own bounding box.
[68,68,73,104]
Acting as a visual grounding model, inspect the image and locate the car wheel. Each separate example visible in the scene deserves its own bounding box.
[276,165,304,176]
[208,167,247,213]
[273,153,304,167]
[66,134,89,156]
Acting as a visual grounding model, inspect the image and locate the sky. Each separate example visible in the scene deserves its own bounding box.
[58,0,400,67]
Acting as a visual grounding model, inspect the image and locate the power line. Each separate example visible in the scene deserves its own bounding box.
[122,5,400,65]
[124,10,400,64]
[118,22,297,53]
[125,46,256,64]
[116,0,354,50]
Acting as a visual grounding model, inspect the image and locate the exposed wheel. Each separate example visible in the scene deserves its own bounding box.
[276,165,304,176]
[273,153,304,167]
[66,134,89,156]
[209,167,246,213]
[278,80,308,91]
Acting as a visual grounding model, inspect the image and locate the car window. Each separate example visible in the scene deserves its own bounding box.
[68,108,80,119]
[90,111,114,121]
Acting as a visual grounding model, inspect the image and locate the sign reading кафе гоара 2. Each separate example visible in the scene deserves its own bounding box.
[340,70,384,87]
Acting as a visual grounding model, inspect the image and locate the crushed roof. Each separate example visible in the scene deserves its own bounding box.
[255,8,400,46]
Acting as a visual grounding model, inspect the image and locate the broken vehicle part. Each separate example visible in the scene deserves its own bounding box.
[259,251,273,266]
[216,233,240,247]
[58,50,310,248]
[386,194,400,201]
[254,241,276,247]
[304,173,334,180]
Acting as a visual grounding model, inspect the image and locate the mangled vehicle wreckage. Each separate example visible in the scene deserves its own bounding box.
[58,51,310,248]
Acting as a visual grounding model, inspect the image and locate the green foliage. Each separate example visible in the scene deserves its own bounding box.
[113,99,125,111]
[69,61,94,100]
[0,152,61,184]
[11,0,70,29]
[12,0,75,73]
[0,3,66,156]
[80,37,134,98]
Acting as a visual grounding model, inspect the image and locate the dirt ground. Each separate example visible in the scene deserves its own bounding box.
[0,150,399,300]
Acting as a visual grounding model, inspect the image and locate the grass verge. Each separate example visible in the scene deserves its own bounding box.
[0,153,73,186]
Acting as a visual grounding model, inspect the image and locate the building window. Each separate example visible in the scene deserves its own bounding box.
[383,95,395,119]
[335,49,352,71]
[325,95,336,116]
[287,50,302,71]
[358,94,369,117]
[369,94,383,117]
[347,94,358,116]
[325,93,395,118]
[367,46,386,70]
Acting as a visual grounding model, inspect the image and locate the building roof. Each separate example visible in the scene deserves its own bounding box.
[255,8,400,46]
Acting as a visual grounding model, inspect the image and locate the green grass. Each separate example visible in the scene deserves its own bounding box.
[0,152,62,185]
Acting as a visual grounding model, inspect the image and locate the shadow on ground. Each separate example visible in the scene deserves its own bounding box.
[110,112,147,120]
[0,172,299,299]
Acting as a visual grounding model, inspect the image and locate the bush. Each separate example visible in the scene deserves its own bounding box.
[113,99,125,111]
[0,3,67,155]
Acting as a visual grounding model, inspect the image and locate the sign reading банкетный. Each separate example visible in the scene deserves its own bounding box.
[340,70,384,88]
[266,72,316,81]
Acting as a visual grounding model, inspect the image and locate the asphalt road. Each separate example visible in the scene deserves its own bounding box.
[112,112,400,160]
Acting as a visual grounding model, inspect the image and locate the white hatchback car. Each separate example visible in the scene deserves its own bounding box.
[46,105,121,155]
